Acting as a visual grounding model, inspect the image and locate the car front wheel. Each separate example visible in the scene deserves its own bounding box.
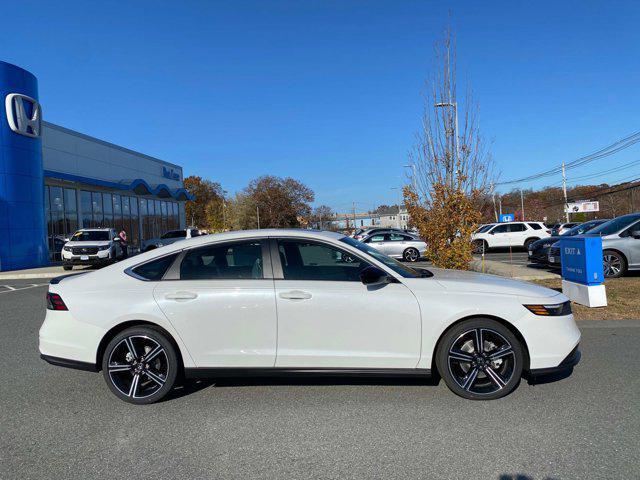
[403,247,420,262]
[436,318,523,400]
[102,326,178,404]
[472,240,487,254]
[603,250,626,278]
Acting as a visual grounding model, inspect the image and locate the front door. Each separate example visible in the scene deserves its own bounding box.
[272,238,421,369]
[153,239,277,367]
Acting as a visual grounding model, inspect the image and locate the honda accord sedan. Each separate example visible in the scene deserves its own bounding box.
[40,229,580,404]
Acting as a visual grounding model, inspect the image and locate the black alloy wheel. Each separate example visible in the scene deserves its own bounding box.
[102,326,178,404]
[403,248,420,262]
[436,318,523,400]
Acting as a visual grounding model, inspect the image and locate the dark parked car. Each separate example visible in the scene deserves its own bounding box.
[529,219,609,266]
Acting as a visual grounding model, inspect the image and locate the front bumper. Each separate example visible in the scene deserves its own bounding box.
[528,249,549,264]
[63,256,111,266]
[529,345,581,376]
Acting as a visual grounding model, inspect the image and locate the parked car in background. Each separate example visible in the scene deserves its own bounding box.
[362,231,427,262]
[61,228,124,270]
[40,229,580,404]
[474,223,496,234]
[547,213,640,277]
[551,222,581,236]
[141,227,202,252]
[472,222,550,253]
[528,219,609,266]
[354,227,418,242]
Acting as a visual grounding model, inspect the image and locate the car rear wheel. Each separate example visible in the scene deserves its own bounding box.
[102,326,178,405]
[403,247,420,262]
[436,318,523,400]
[603,250,626,278]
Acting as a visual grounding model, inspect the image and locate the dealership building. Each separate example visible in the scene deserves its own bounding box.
[0,61,193,271]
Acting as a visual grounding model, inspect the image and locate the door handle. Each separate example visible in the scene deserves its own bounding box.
[165,291,198,301]
[279,290,312,300]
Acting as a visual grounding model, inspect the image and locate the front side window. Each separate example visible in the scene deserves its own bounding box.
[277,240,371,281]
[180,241,264,280]
[490,224,509,234]
[339,236,422,278]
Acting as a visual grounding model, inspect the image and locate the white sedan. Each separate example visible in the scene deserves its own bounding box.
[40,229,580,404]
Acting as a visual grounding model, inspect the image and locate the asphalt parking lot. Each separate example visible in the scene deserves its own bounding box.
[2,279,639,479]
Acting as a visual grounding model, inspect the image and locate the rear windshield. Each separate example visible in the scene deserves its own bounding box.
[587,215,640,236]
[71,231,110,241]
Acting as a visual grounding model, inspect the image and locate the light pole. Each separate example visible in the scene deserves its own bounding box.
[391,187,402,228]
[434,102,459,188]
[520,189,525,221]
[404,163,417,193]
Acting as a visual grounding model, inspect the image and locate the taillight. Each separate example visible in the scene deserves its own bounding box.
[46,292,68,311]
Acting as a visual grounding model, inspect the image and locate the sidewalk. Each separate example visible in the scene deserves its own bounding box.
[469,258,559,281]
[0,265,90,280]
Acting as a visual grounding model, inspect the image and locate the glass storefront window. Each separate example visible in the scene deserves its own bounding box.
[113,194,123,233]
[81,191,92,229]
[63,189,78,235]
[130,197,139,249]
[103,193,113,227]
[91,192,103,228]
[154,200,161,238]
[161,201,168,233]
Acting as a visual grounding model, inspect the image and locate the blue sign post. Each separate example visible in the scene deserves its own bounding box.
[560,235,607,307]
[499,213,515,222]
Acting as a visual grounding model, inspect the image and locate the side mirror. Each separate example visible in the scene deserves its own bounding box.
[63,238,70,242]
[359,266,392,285]
[489,230,495,235]
[113,237,120,242]
[630,229,640,239]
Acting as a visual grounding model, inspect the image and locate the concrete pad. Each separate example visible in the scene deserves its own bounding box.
[469,258,559,281]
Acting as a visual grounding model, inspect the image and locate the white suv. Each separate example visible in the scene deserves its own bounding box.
[472,222,550,253]
[61,228,124,270]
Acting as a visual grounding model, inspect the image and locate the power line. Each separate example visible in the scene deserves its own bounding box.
[496,130,640,186]
[567,159,640,183]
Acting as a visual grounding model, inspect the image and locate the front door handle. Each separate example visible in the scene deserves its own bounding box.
[279,290,312,300]
[165,291,198,301]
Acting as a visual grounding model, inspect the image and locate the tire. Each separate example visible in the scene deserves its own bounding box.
[603,250,626,278]
[472,240,488,254]
[403,247,420,262]
[101,326,178,405]
[524,238,539,250]
[436,318,524,400]
[62,265,72,271]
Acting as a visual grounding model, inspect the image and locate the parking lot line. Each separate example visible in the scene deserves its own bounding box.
[0,284,48,294]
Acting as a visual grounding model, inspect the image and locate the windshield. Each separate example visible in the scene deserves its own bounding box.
[562,220,606,236]
[477,224,493,233]
[71,230,110,242]
[587,214,640,236]
[340,236,422,278]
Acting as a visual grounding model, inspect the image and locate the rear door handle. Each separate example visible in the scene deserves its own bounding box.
[165,291,198,301]
[279,290,312,300]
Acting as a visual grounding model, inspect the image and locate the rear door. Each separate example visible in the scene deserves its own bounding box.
[364,233,390,254]
[508,223,528,247]
[386,233,408,257]
[153,239,277,367]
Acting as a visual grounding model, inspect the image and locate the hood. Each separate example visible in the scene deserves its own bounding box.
[64,240,111,248]
[531,236,560,249]
[427,268,561,299]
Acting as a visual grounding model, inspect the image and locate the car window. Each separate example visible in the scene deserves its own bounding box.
[368,235,385,243]
[180,241,264,280]
[277,240,371,281]
[509,223,526,232]
[588,215,640,236]
[527,223,542,230]
[389,233,405,241]
[71,230,110,241]
[490,224,509,234]
[401,234,415,241]
[131,253,179,281]
[190,229,201,237]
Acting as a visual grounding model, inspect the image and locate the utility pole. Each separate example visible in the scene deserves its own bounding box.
[562,161,569,222]
[391,187,402,228]
[404,164,417,193]
[352,201,356,231]
[490,183,498,222]
[520,189,525,221]
[498,196,503,216]
[256,206,260,229]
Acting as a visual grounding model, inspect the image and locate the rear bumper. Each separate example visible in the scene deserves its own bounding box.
[529,345,581,376]
[40,354,97,372]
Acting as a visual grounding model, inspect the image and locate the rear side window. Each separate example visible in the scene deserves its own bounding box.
[528,223,542,230]
[180,241,264,280]
[130,253,179,281]
[510,223,526,232]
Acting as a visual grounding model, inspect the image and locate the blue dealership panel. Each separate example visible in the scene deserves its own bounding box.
[0,61,48,271]
[499,213,514,222]
[560,236,604,286]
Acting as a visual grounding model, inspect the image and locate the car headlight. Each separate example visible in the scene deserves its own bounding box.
[98,245,111,251]
[524,302,572,316]
[62,246,72,252]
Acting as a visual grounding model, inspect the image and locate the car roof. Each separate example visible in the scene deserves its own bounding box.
[76,228,112,232]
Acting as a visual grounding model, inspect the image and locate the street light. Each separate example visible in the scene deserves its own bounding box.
[404,164,417,193]
[434,101,460,188]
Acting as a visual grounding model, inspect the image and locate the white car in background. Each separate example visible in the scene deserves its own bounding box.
[40,229,580,404]
[361,231,427,262]
[141,227,202,252]
[472,221,551,253]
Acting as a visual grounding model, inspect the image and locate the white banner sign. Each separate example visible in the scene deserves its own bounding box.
[565,201,599,213]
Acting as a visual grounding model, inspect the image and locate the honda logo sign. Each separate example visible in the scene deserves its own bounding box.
[5,93,41,138]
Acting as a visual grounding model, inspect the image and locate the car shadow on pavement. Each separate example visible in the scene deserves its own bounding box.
[523,368,574,386]
[164,374,442,401]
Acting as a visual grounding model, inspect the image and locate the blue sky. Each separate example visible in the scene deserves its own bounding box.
[2,0,639,212]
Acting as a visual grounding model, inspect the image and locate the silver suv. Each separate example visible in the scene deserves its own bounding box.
[61,228,124,270]
[588,213,640,277]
